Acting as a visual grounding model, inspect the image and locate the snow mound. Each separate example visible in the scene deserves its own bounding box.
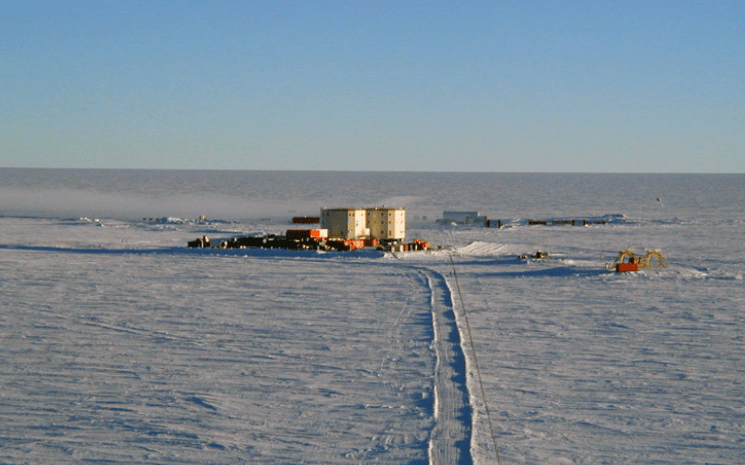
[455,241,512,256]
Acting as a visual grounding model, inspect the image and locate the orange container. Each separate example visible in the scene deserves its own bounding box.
[343,239,365,251]
[616,263,639,272]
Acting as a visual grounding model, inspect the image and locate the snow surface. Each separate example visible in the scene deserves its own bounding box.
[1,170,743,464]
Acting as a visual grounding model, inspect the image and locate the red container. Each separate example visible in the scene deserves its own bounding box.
[292,216,320,224]
[616,263,639,272]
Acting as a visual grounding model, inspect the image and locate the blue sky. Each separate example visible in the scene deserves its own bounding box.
[2,1,743,172]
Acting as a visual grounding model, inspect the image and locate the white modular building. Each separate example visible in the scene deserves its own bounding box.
[321,208,369,240]
[321,207,406,241]
[367,207,406,240]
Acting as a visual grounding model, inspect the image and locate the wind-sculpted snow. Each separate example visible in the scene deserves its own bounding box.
[441,257,744,464]
[0,240,438,464]
[454,241,513,256]
[1,171,744,464]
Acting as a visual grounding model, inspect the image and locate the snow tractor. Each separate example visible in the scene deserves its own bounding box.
[608,249,667,272]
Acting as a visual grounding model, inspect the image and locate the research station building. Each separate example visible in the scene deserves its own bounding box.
[321,207,406,241]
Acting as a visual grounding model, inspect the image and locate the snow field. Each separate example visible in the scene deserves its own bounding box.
[0,237,443,464]
[442,256,744,464]
[1,209,743,464]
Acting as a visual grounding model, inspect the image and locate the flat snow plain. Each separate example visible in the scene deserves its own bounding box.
[1,212,743,464]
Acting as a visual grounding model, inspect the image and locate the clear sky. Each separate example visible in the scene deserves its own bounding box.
[2,1,743,172]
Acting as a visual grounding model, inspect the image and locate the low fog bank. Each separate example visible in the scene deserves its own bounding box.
[0,187,330,222]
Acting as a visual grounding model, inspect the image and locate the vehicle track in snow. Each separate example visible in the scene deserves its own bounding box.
[414,268,473,465]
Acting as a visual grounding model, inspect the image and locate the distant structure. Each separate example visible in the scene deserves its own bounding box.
[367,207,406,240]
[442,211,487,225]
[321,208,368,240]
[321,207,406,241]
[291,216,320,224]
[188,206,432,252]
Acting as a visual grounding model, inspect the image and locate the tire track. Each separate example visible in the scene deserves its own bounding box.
[417,268,473,465]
